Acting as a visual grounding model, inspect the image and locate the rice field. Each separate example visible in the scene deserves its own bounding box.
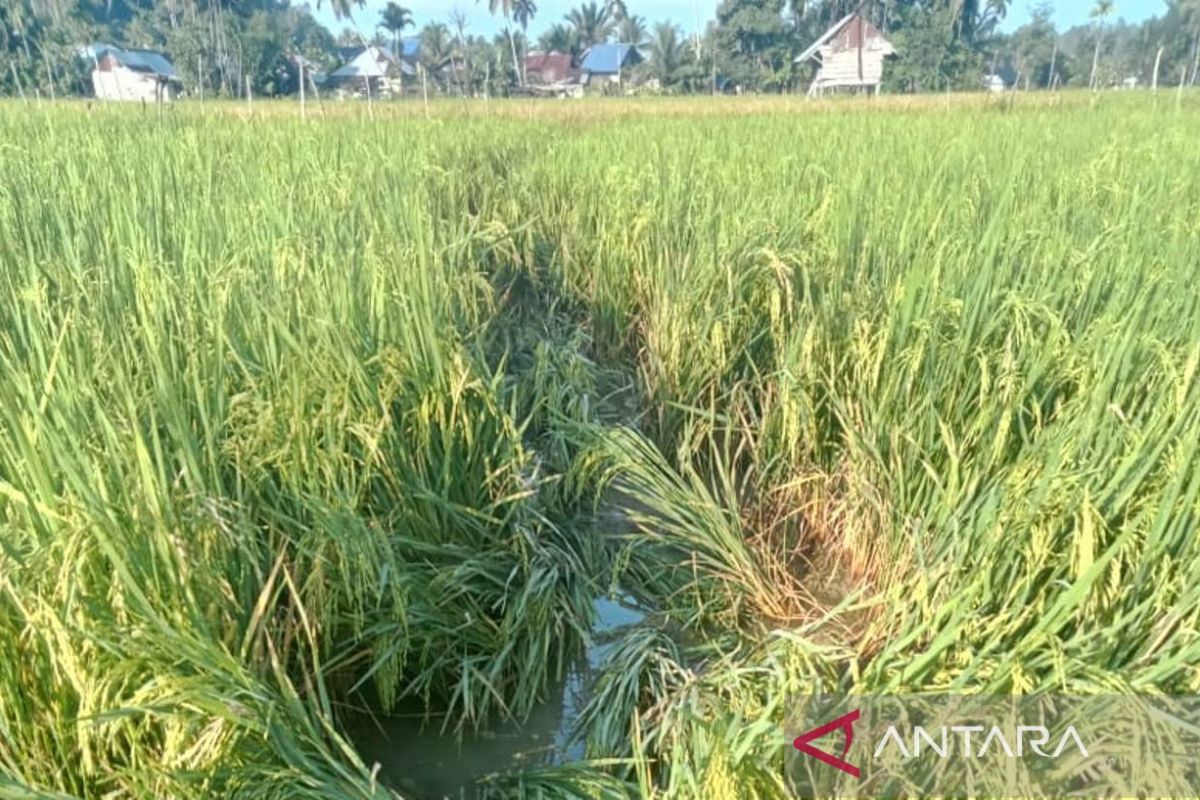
[1,93,1199,799]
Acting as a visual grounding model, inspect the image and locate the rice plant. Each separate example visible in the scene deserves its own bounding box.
[0,93,1198,798]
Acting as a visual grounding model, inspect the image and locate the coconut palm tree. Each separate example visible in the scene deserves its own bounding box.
[513,0,537,82]
[617,13,648,49]
[448,9,475,94]
[380,3,414,60]
[514,0,538,31]
[420,21,451,88]
[566,1,614,47]
[480,0,524,86]
[539,22,579,56]
[647,20,685,87]
[317,0,365,21]
[1089,0,1115,89]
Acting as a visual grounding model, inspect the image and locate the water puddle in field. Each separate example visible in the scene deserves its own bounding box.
[344,592,646,799]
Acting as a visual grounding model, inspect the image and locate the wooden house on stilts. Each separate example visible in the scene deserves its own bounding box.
[795,11,895,97]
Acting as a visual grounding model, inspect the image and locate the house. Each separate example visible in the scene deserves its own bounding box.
[82,44,180,102]
[525,50,577,85]
[983,73,1007,92]
[327,45,414,98]
[579,43,642,85]
[794,12,895,97]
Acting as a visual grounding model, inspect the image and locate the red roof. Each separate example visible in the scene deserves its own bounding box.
[525,51,575,83]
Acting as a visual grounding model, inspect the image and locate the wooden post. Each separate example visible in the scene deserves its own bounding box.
[199,54,204,109]
[1048,40,1058,90]
[44,54,56,101]
[1178,65,1186,110]
[421,63,429,119]
[246,75,252,112]
[299,56,306,119]
[91,53,107,105]
[308,69,324,119]
[10,61,27,105]
[1191,31,1200,86]
[1151,46,1163,92]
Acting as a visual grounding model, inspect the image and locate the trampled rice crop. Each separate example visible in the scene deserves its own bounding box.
[1,93,1199,799]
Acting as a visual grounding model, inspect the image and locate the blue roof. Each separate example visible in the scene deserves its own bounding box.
[121,50,178,79]
[374,38,420,61]
[580,43,639,74]
[80,43,177,79]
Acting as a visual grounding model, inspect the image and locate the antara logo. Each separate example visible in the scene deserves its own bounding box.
[792,709,862,777]
[792,709,1090,778]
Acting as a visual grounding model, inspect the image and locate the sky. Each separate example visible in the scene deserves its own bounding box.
[308,0,1168,43]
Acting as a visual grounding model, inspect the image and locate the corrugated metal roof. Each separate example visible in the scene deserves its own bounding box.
[331,46,416,79]
[122,50,178,79]
[526,51,575,83]
[82,43,178,79]
[796,13,893,63]
[580,43,639,74]
[796,13,857,63]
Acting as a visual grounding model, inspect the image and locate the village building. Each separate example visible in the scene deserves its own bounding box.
[83,44,180,103]
[327,45,414,99]
[525,51,577,85]
[983,73,1007,92]
[579,43,642,85]
[795,12,895,97]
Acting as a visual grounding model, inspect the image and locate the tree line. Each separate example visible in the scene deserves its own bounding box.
[1,0,1197,98]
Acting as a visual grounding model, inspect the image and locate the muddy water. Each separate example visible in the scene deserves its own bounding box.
[344,594,646,799]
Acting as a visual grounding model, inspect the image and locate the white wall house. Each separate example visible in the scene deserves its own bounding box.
[83,45,180,103]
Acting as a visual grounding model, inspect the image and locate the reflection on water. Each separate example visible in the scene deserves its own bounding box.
[344,593,646,799]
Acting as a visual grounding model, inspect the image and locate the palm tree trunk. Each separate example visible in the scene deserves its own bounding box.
[521,24,529,84]
[506,12,522,87]
[395,31,404,97]
[1089,30,1101,89]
